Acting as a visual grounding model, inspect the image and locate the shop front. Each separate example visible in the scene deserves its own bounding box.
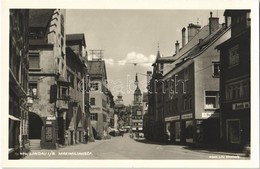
[165,113,194,145]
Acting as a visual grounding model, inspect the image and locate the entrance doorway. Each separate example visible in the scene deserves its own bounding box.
[28,112,43,139]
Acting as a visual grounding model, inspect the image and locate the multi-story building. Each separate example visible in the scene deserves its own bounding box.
[28,9,69,149]
[88,59,109,139]
[162,13,231,145]
[216,10,250,150]
[144,49,175,141]
[65,33,89,145]
[9,9,31,159]
[106,90,115,128]
[145,12,231,145]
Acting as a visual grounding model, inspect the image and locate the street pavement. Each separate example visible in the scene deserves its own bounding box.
[23,133,249,160]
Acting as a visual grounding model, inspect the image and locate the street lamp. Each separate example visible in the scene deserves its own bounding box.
[26,91,33,107]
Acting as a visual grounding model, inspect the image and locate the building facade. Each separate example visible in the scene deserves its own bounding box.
[216,10,251,150]
[28,9,69,149]
[9,9,31,159]
[65,33,89,145]
[88,60,109,139]
[145,12,231,145]
[162,14,231,145]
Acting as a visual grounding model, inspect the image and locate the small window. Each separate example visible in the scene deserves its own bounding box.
[90,98,95,105]
[229,45,239,67]
[103,114,107,122]
[67,72,74,88]
[90,82,99,91]
[183,94,192,111]
[205,91,219,109]
[212,61,220,77]
[90,113,97,121]
[184,68,189,81]
[29,52,40,69]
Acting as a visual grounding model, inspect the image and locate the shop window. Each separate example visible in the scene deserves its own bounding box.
[204,91,219,109]
[90,98,95,106]
[90,113,97,121]
[228,45,239,67]
[227,120,240,144]
[212,61,220,77]
[29,52,40,69]
[29,82,38,99]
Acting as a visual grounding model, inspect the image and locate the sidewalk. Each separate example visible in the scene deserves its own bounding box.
[183,146,248,157]
[134,138,249,158]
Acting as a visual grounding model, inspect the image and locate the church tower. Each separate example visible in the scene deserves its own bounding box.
[134,73,142,105]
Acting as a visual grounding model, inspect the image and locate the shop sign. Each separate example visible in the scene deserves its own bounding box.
[202,112,219,118]
[132,119,142,123]
[46,121,52,125]
[181,113,193,119]
[165,115,180,122]
[90,107,101,111]
[47,116,56,120]
[232,102,250,110]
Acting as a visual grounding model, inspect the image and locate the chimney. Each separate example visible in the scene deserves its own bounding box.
[209,11,219,35]
[175,41,180,55]
[188,23,201,42]
[182,27,186,48]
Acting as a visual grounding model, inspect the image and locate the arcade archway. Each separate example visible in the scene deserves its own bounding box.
[28,112,43,139]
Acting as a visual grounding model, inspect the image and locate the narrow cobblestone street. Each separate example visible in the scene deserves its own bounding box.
[23,133,248,160]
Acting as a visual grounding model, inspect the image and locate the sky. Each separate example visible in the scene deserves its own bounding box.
[66,9,225,105]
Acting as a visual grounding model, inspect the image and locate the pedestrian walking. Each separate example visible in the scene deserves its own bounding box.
[85,131,88,144]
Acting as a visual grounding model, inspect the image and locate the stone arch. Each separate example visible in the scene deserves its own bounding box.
[28,112,43,139]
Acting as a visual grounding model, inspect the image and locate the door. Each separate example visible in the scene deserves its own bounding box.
[227,119,240,144]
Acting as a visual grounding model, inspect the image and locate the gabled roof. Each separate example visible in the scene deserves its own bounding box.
[164,25,231,77]
[29,9,54,28]
[87,60,107,79]
[66,33,86,47]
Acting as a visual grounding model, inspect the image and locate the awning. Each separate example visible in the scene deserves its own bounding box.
[9,115,21,121]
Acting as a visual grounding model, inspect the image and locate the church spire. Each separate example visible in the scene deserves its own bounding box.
[156,42,162,59]
[134,73,139,86]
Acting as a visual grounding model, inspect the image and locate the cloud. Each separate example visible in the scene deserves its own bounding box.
[119,52,156,67]
[99,52,156,67]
